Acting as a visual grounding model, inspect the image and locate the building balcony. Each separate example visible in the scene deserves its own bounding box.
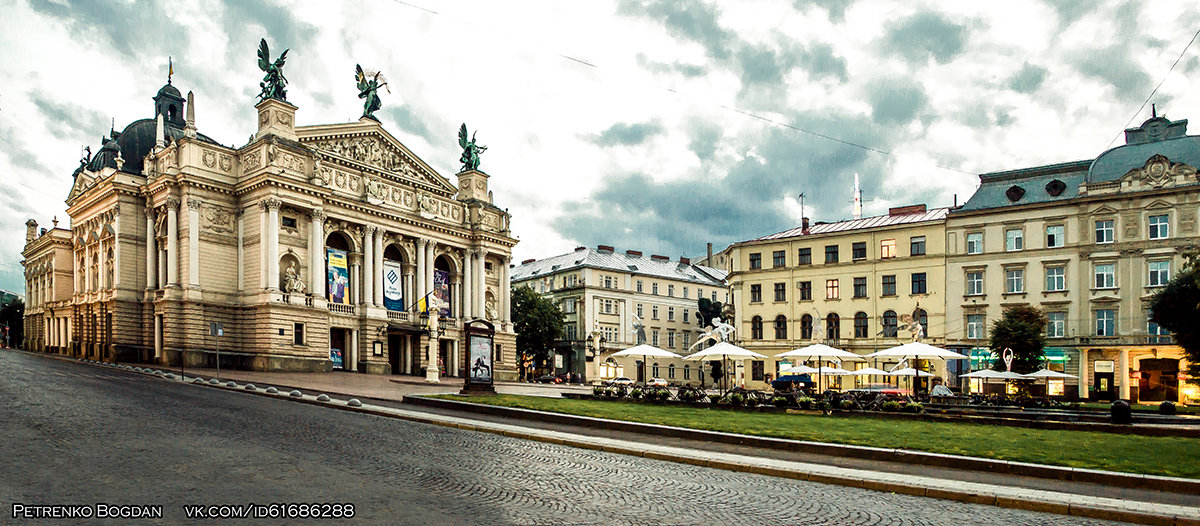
[327,303,357,316]
[387,310,409,322]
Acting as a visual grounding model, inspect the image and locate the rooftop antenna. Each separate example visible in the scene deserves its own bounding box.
[1152,103,1157,118]
[797,193,805,223]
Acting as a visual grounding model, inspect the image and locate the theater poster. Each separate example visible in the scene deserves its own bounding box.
[383,261,404,311]
[326,248,349,304]
[433,269,451,317]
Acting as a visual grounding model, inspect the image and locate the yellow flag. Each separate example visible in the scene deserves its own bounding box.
[417,296,428,314]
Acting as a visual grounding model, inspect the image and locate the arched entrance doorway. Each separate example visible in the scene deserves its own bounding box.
[325,232,353,305]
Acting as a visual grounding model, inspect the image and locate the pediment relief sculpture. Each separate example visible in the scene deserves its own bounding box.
[1123,154,1197,189]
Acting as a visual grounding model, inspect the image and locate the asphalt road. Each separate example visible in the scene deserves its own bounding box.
[0,350,1129,526]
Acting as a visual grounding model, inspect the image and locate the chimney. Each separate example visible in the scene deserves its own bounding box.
[801,217,810,234]
[521,258,535,264]
[574,246,586,252]
[626,250,642,257]
[597,245,614,252]
[706,242,713,262]
[25,219,37,243]
[888,204,927,216]
[680,257,691,265]
[650,254,669,261]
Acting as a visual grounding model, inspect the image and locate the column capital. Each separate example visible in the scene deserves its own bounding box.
[144,206,155,217]
[186,197,203,210]
[260,197,283,211]
[309,207,327,222]
[164,196,181,210]
[418,238,430,249]
[364,225,378,236]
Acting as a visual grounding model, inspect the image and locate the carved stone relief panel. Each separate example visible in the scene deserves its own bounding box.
[203,205,235,234]
[202,150,216,168]
[1180,208,1197,234]
[1121,213,1140,240]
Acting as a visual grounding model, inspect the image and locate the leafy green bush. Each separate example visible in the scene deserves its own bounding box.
[881,401,901,412]
[729,393,745,406]
[1160,401,1177,415]
[814,400,831,412]
[615,386,628,398]
[903,402,924,413]
[839,399,855,410]
[745,395,760,407]
[679,390,695,402]
[772,396,790,408]
[657,389,672,401]
[797,397,814,410]
[592,386,604,397]
[629,388,643,400]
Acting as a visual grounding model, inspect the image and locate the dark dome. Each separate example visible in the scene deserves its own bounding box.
[102,118,220,175]
[156,83,182,100]
[85,136,121,172]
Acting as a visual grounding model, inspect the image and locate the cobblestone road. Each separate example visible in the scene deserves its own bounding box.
[0,351,1130,525]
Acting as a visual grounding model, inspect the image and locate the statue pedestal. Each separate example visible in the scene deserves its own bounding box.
[255,98,298,142]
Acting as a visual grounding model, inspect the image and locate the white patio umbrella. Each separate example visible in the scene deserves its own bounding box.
[846,366,892,389]
[961,369,1028,394]
[1024,368,1077,399]
[777,343,863,395]
[886,368,935,377]
[782,364,819,374]
[867,342,969,395]
[683,342,767,393]
[610,344,681,385]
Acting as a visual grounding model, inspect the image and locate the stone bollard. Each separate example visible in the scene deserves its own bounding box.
[316,394,331,402]
[289,390,303,397]
[265,387,279,394]
[347,399,362,407]
[1110,400,1132,424]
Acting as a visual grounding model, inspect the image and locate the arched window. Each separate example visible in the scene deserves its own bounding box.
[882,310,898,337]
[800,314,813,340]
[652,362,660,377]
[915,308,928,338]
[826,313,840,340]
[854,312,868,338]
[751,316,763,339]
[106,248,114,289]
[668,363,676,379]
[774,315,787,339]
[325,232,353,304]
[684,364,691,380]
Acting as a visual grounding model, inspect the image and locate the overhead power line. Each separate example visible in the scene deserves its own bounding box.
[1106,26,1200,150]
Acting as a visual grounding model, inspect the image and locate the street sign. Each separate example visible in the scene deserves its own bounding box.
[210,322,224,337]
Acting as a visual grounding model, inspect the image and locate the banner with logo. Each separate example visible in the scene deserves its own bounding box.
[326,248,349,304]
[433,269,451,317]
[383,261,404,311]
[330,347,344,369]
[468,333,493,384]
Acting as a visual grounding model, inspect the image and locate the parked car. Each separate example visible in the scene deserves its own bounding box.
[535,374,559,384]
[771,374,814,391]
[606,377,635,386]
[647,378,668,387]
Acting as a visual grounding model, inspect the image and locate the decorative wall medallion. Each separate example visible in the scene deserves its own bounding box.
[451,207,461,221]
[203,206,234,233]
[242,150,262,171]
[349,175,360,192]
[364,177,387,205]
[334,171,347,188]
[1122,213,1140,239]
[1125,154,1198,189]
[403,192,414,207]
[202,150,216,168]
[259,111,270,127]
[475,180,485,190]
[390,188,400,203]
[281,153,304,172]
[275,111,291,127]
[219,154,232,172]
[418,192,438,218]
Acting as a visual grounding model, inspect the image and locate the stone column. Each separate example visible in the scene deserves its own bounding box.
[402,264,414,313]
[476,248,489,319]
[1078,349,1089,399]
[453,273,462,319]
[415,239,427,310]
[425,241,436,308]
[264,198,281,290]
[501,256,511,324]
[143,207,157,289]
[1119,349,1130,400]
[97,241,107,290]
[259,205,267,289]
[165,197,180,287]
[463,250,474,320]
[373,231,384,306]
[426,313,440,383]
[187,197,201,286]
[349,329,358,372]
[112,206,121,288]
[362,226,375,306]
[309,208,326,298]
[349,253,362,305]
[235,209,244,291]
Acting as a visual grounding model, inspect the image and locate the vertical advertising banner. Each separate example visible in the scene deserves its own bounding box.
[330,347,344,369]
[433,269,451,317]
[383,261,404,312]
[468,334,493,384]
[326,248,349,304]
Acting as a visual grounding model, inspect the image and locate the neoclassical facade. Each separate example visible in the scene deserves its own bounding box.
[22,73,518,380]
[945,114,1199,403]
[511,245,728,384]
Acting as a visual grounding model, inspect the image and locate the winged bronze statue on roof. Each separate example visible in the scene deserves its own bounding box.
[256,38,289,102]
[458,123,487,172]
[355,64,389,121]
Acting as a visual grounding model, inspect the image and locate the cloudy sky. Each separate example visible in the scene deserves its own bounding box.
[2,0,1199,295]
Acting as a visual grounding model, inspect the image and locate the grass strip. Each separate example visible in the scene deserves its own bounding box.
[437,394,1200,479]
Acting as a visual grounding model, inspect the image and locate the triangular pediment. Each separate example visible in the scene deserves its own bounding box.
[1145,199,1173,210]
[1089,204,1118,216]
[66,171,95,204]
[297,120,457,195]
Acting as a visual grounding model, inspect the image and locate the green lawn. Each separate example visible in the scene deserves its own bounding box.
[436,394,1200,479]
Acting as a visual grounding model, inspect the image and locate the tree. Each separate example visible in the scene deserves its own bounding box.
[0,299,24,349]
[989,305,1047,374]
[1149,253,1200,384]
[511,286,564,372]
[696,297,723,328]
